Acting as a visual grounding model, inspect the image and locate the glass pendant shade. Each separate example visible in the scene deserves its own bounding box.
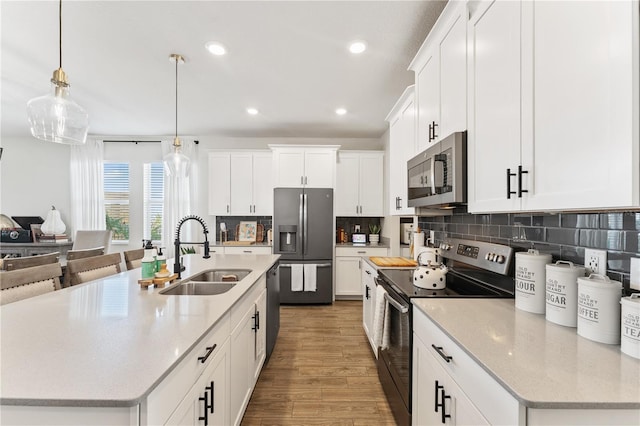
[163,140,190,178]
[27,81,89,145]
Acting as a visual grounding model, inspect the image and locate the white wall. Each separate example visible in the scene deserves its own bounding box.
[0,137,72,226]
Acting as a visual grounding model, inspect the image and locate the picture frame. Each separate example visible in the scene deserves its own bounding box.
[30,224,42,242]
[238,221,258,242]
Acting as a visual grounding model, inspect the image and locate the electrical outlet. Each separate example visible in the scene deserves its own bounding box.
[630,257,640,291]
[584,248,607,275]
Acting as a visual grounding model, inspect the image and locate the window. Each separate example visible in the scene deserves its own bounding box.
[144,162,164,242]
[104,162,130,242]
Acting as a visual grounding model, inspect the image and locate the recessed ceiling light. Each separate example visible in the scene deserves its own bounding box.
[247,108,259,115]
[205,42,226,56]
[335,108,347,116]
[349,41,367,54]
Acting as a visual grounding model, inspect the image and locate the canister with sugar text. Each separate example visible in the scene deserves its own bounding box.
[545,261,586,327]
[515,249,552,314]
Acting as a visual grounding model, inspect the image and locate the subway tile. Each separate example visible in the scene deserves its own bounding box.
[500,226,518,239]
[559,246,584,265]
[532,214,560,227]
[468,224,483,235]
[450,214,469,224]
[607,251,632,273]
[546,228,580,245]
[476,214,491,225]
[530,243,561,261]
[483,225,501,237]
[599,213,624,230]
[512,214,532,226]
[520,226,545,242]
[579,230,624,251]
[490,214,510,225]
[490,237,510,246]
[561,213,599,229]
[624,231,639,253]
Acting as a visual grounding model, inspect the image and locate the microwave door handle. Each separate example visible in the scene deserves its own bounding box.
[430,155,436,196]
[435,154,448,190]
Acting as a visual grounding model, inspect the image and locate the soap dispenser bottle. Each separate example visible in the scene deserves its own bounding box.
[141,240,156,279]
[156,247,166,272]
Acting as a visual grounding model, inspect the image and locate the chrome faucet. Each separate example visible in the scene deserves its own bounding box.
[173,215,211,277]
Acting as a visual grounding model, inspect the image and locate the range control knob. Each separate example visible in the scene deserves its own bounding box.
[485,253,491,261]
[496,255,505,264]
[440,243,451,251]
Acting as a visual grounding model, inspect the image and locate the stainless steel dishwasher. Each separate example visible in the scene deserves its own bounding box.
[266,263,280,362]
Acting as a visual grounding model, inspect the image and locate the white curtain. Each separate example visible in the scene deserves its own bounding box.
[69,138,105,238]
[161,139,199,259]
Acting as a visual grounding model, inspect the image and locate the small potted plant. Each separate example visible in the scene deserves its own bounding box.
[369,224,381,245]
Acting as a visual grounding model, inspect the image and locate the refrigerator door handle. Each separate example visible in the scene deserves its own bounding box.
[303,193,308,255]
[298,193,304,256]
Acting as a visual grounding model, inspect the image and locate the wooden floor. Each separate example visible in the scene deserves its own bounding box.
[241,301,396,426]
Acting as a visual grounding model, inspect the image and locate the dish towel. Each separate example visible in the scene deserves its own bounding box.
[291,264,304,292]
[373,284,388,350]
[303,263,317,292]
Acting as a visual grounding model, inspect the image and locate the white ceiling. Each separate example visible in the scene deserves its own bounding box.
[1,1,446,140]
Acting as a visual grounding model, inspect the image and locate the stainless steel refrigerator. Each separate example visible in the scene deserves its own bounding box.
[273,188,333,304]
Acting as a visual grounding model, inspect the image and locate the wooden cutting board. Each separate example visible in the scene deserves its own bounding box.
[369,257,417,267]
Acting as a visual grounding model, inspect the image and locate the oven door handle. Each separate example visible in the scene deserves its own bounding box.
[384,292,409,314]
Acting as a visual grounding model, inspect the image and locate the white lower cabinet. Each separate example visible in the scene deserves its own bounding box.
[229,280,267,426]
[165,338,230,426]
[360,259,377,356]
[223,246,272,255]
[412,308,520,426]
[335,246,388,298]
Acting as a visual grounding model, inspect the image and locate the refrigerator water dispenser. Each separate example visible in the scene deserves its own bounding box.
[278,225,297,252]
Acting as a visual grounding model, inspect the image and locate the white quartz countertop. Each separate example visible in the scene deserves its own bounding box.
[0,254,280,407]
[412,299,640,409]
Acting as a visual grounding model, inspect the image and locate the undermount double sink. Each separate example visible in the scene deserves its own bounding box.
[160,269,252,296]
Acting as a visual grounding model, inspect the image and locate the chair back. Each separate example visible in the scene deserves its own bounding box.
[0,263,62,305]
[123,248,144,270]
[3,252,60,271]
[72,230,113,252]
[66,247,105,261]
[66,253,122,286]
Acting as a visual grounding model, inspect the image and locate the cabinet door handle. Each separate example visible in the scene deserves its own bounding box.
[198,344,217,364]
[428,122,433,142]
[357,251,366,254]
[432,121,439,140]
[431,344,452,363]
[243,250,252,253]
[205,381,215,413]
[518,165,529,198]
[365,270,371,275]
[199,392,209,426]
[365,285,370,300]
[252,311,260,331]
[441,389,451,424]
[226,204,230,213]
[435,380,444,412]
[506,168,516,199]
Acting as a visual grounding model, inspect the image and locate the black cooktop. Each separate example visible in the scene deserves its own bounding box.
[377,268,515,301]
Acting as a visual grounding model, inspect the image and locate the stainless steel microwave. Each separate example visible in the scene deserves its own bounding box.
[407,131,467,208]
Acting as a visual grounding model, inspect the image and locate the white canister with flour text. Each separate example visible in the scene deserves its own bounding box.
[515,249,552,314]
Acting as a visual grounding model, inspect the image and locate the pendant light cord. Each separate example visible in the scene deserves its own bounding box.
[175,55,178,140]
[58,0,62,69]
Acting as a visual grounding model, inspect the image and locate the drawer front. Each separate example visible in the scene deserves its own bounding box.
[224,246,272,255]
[335,246,388,257]
[208,247,224,255]
[231,275,267,329]
[413,309,519,425]
[145,312,231,425]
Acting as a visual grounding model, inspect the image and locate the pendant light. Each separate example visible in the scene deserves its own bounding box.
[26,0,89,145]
[163,53,191,178]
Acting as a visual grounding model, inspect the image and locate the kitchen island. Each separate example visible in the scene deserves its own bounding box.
[0,253,279,425]
[412,298,640,425]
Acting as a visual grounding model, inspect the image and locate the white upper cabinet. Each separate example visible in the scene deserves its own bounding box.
[468,0,639,212]
[410,1,467,153]
[386,86,416,215]
[208,151,273,216]
[270,145,339,188]
[335,151,384,216]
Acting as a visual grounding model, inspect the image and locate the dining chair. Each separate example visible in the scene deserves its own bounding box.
[66,253,122,286]
[72,230,113,253]
[66,246,105,261]
[2,252,60,271]
[123,248,144,270]
[0,263,63,306]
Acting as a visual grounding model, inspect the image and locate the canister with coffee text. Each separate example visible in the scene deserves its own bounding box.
[620,294,640,359]
[545,261,586,327]
[515,249,552,314]
[577,274,623,345]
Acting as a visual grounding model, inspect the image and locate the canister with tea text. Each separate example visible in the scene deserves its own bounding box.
[577,274,623,345]
[545,261,586,327]
[620,294,640,359]
[515,249,552,314]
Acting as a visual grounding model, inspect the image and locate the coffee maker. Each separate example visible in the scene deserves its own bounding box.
[400,223,413,244]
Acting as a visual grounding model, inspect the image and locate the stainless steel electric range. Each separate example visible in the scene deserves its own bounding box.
[375,238,516,426]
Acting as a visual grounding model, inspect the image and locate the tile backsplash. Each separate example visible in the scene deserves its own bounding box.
[215,216,272,242]
[418,211,640,294]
